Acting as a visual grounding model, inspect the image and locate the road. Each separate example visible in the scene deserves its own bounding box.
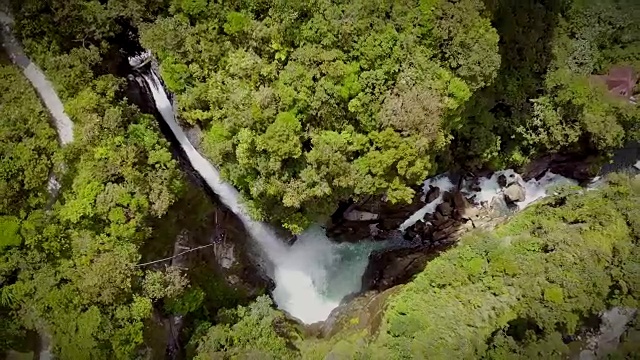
[0,5,74,145]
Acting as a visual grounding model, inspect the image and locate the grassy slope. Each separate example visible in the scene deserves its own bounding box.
[300,175,640,359]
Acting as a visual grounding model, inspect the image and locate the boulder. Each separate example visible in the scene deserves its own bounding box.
[413,220,426,234]
[436,218,457,231]
[497,174,508,188]
[328,191,425,242]
[422,223,435,239]
[423,212,435,223]
[504,182,526,203]
[327,220,375,242]
[343,210,379,221]
[436,202,453,217]
[425,185,440,203]
[522,153,599,181]
[442,190,453,204]
[432,218,462,241]
[361,246,440,292]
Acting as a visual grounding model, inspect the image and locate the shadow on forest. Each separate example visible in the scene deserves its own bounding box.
[450,0,564,170]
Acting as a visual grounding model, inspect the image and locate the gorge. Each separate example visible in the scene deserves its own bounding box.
[132,57,609,327]
[1,0,640,358]
[134,62,392,324]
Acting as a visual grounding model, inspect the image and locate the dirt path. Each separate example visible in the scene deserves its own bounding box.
[0,4,74,145]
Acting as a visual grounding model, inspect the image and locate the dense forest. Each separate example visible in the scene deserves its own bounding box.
[0,0,639,359]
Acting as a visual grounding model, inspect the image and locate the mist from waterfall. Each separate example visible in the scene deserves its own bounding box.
[139,69,381,323]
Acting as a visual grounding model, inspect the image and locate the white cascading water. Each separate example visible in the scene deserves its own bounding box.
[399,170,577,230]
[140,69,382,323]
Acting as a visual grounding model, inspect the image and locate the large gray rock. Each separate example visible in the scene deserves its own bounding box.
[436,202,453,217]
[425,185,440,203]
[343,210,379,221]
[504,182,526,203]
[361,246,440,292]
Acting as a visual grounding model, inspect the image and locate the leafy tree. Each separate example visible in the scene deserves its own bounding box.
[3,5,186,357]
[0,66,58,214]
[194,295,299,359]
[142,0,500,231]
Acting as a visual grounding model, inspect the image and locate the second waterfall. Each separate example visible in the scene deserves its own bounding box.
[135,65,382,324]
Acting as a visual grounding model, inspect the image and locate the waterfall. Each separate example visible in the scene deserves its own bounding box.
[136,63,587,324]
[138,68,381,324]
[141,71,288,257]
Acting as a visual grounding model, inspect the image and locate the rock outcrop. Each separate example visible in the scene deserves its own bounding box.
[361,182,514,292]
[327,191,426,242]
[522,153,600,182]
[504,182,525,204]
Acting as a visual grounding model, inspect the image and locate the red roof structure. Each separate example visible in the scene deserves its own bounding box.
[593,66,638,101]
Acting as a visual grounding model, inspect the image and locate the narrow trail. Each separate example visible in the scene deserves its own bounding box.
[0,4,74,145]
[1,4,69,360]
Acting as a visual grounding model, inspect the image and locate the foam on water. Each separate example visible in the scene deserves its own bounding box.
[273,226,386,323]
[464,169,577,210]
[399,175,455,231]
[400,170,578,233]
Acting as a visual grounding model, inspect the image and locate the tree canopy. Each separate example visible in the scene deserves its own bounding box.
[2,0,640,358]
[141,0,500,231]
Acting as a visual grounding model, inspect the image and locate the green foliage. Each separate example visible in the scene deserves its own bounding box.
[194,295,299,359]
[12,0,167,54]
[0,216,22,251]
[160,57,192,93]
[371,175,640,358]
[224,12,251,35]
[142,0,500,231]
[0,65,58,214]
[165,287,206,315]
[189,176,640,359]
[3,5,187,358]
[454,0,640,170]
[142,267,189,300]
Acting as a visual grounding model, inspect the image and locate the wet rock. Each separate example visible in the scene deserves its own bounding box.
[433,220,458,241]
[523,153,600,181]
[550,159,598,182]
[442,190,453,204]
[453,191,478,219]
[437,218,457,230]
[425,185,440,203]
[433,211,446,226]
[422,223,435,239]
[504,182,526,203]
[328,191,425,242]
[413,220,426,234]
[361,246,440,292]
[497,174,508,188]
[436,202,453,217]
[309,287,401,338]
[379,217,405,230]
[452,209,463,221]
[423,212,435,223]
[327,220,374,242]
[489,196,511,218]
[344,210,379,221]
